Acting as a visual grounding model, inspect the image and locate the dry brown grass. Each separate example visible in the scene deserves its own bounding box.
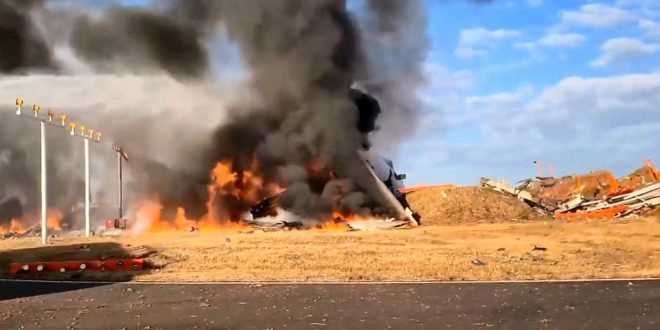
[1,218,659,282]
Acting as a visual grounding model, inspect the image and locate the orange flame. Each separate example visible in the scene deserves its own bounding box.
[206,160,269,222]
[315,218,351,232]
[308,158,327,176]
[47,209,64,231]
[133,199,249,235]
[331,211,385,222]
[0,219,26,234]
[266,183,287,195]
[131,155,383,234]
[1,208,64,235]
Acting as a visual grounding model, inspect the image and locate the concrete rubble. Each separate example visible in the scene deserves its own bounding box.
[481,160,660,219]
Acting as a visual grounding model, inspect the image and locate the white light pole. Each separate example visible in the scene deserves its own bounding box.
[40,120,47,245]
[16,100,49,245]
[14,98,103,243]
[70,124,102,238]
[84,138,90,237]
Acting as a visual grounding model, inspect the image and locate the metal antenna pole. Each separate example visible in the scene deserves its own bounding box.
[118,150,123,219]
[40,121,48,245]
[84,138,91,237]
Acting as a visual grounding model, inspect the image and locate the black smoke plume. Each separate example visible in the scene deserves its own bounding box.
[0,0,55,73]
[0,0,492,227]
[69,6,209,79]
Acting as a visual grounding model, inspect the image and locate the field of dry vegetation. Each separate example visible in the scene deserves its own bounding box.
[1,217,659,282]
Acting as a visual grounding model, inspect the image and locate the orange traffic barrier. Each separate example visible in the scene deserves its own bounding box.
[9,259,145,274]
[555,205,629,220]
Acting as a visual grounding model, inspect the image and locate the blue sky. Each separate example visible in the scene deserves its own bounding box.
[393,0,660,185]
[118,0,660,186]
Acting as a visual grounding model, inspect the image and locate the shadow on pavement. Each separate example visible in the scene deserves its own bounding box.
[0,280,111,301]
[0,242,154,301]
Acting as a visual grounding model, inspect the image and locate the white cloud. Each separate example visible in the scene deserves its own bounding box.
[422,64,475,96]
[453,84,535,126]
[616,0,660,11]
[526,0,542,7]
[529,74,660,116]
[455,28,521,59]
[514,33,585,59]
[420,64,475,109]
[616,0,660,21]
[561,4,636,28]
[405,73,660,184]
[416,63,475,127]
[459,29,521,46]
[513,41,542,58]
[513,42,537,52]
[591,37,660,67]
[538,33,586,47]
[454,47,487,60]
[640,19,660,40]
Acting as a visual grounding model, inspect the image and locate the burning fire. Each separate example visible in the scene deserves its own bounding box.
[132,201,249,236]
[132,160,266,235]
[0,208,65,235]
[132,157,378,235]
[47,209,64,231]
[316,217,351,231]
[0,219,26,235]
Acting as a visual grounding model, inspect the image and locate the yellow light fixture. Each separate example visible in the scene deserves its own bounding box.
[32,104,41,117]
[15,98,23,115]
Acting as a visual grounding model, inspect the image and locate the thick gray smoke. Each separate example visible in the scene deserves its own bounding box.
[0,0,462,227]
[69,6,210,79]
[0,0,227,226]
[191,0,367,219]
[0,0,55,73]
[198,0,435,219]
[359,0,429,152]
[0,74,241,226]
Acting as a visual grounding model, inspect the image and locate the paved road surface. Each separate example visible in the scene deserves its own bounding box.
[1,280,658,329]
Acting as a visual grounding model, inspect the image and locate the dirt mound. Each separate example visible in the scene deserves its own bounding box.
[619,167,657,189]
[649,206,660,219]
[407,186,547,225]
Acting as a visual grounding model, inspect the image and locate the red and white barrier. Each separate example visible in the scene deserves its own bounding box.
[9,259,145,274]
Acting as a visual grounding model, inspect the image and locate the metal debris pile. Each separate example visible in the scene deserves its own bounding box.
[0,226,43,240]
[481,160,660,219]
[244,207,413,232]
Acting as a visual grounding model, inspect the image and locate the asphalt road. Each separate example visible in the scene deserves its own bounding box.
[1,280,658,329]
